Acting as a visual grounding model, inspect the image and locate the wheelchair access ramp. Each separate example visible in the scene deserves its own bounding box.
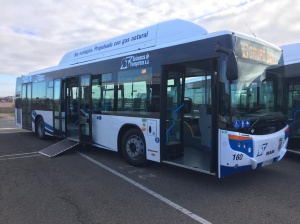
[39,139,79,157]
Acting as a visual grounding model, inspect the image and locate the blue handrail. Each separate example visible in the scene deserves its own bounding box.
[290,109,300,127]
[166,104,184,144]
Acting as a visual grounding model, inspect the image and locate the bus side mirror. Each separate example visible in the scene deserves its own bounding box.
[226,52,238,81]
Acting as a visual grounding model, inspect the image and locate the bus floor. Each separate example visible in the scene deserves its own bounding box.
[169,146,211,171]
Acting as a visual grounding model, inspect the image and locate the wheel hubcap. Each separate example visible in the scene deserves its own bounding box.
[126,135,144,160]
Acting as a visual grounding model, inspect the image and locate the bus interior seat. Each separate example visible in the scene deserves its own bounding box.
[71,99,78,113]
[145,97,160,112]
[133,98,142,111]
[183,121,201,147]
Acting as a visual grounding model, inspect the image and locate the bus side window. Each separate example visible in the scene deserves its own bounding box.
[101,84,115,112]
[151,97,160,112]
[103,100,112,111]
[133,98,141,110]
[92,75,102,114]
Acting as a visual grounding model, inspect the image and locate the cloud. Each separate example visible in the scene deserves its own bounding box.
[0,0,299,84]
[193,0,263,21]
[199,0,300,46]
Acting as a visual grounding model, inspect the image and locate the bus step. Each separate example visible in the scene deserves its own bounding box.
[39,139,79,157]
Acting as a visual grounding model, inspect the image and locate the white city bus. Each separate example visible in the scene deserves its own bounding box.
[282,43,300,154]
[15,19,289,177]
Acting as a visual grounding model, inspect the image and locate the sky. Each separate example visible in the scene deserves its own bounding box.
[0,0,299,97]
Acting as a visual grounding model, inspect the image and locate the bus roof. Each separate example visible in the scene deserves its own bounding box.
[58,19,208,66]
[25,19,281,77]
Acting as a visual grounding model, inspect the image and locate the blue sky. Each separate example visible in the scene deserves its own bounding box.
[0,0,299,97]
[0,75,16,97]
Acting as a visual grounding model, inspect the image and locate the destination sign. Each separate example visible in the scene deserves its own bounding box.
[235,38,282,65]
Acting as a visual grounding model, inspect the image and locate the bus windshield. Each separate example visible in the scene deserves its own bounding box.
[231,63,287,135]
[221,38,287,134]
[232,62,279,113]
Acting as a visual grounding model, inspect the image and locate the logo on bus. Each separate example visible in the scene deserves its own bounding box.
[266,150,274,155]
[120,53,150,70]
[257,143,268,157]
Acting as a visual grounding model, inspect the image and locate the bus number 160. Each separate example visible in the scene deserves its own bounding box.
[233,154,243,160]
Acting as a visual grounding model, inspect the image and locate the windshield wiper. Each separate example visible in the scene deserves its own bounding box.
[248,113,272,130]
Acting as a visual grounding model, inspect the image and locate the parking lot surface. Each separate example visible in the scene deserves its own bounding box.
[0,114,299,224]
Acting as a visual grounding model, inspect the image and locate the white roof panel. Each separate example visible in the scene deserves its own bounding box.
[58,19,208,66]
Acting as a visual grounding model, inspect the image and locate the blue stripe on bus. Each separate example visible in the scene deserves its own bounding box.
[220,165,252,177]
[44,122,53,132]
[31,110,37,122]
[220,156,279,177]
[32,110,54,134]
[45,128,53,135]
[93,142,114,151]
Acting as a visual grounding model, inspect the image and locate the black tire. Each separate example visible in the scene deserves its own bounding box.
[121,128,147,167]
[36,117,46,139]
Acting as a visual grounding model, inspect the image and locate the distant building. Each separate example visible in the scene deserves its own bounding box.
[0,96,14,103]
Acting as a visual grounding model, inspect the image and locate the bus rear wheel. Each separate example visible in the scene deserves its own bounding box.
[121,128,147,167]
[36,117,46,139]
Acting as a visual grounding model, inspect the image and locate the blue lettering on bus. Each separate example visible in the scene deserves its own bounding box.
[120,53,150,70]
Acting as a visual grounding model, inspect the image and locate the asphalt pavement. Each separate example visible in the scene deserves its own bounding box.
[0,114,299,224]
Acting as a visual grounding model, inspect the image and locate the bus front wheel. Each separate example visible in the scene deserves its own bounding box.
[36,117,46,139]
[121,128,147,167]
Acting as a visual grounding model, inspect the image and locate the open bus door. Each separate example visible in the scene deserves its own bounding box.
[21,83,32,130]
[161,60,217,175]
[53,79,63,136]
[79,75,92,143]
[162,65,185,159]
[65,75,92,143]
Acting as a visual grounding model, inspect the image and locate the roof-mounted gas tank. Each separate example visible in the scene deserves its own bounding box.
[58,19,207,66]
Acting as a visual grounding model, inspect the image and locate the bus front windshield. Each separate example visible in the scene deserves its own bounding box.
[232,62,277,113]
[228,62,286,134]
[220,39,287,135]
